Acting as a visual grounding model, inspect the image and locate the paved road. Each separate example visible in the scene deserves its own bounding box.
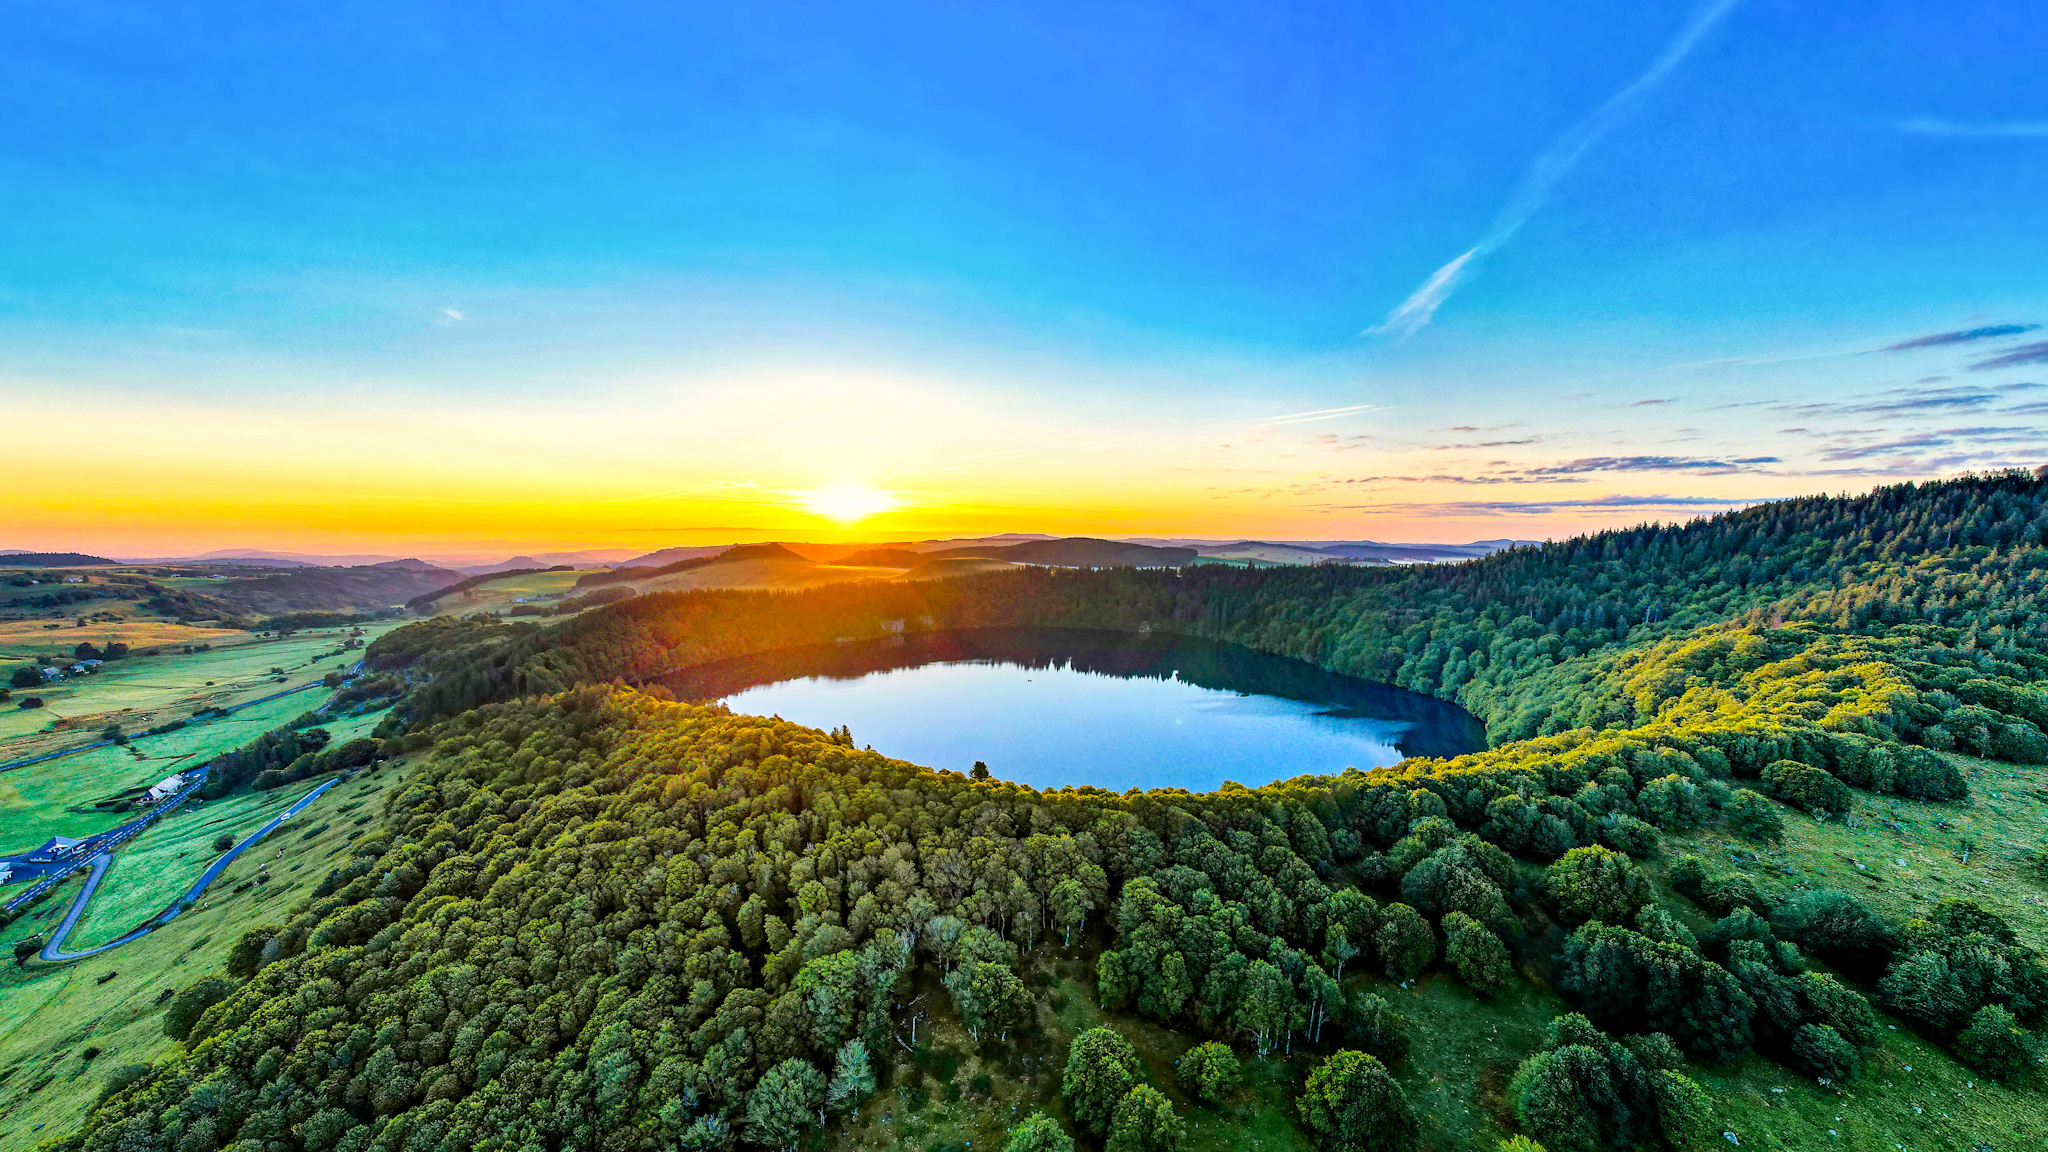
[1,771,210,912]
[0,676,336,775]
[38,777,341,962]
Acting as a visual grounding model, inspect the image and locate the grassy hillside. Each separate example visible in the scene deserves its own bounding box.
[416,570,584,618]
[0,757,417,1149]
[631,557,902,594]
[0,624,396,767]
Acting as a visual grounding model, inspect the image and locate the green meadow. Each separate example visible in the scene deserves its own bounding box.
[0,623,400,763]
[0,757,416,1150]
[56,708,391,951]
[421,569,583,616]
[0,689,386,858]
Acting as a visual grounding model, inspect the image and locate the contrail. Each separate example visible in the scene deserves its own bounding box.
[1370,0,1745,340]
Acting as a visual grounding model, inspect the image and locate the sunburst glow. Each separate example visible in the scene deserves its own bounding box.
[801,483,897,525]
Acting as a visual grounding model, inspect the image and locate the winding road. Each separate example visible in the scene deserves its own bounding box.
[36,777,341,962]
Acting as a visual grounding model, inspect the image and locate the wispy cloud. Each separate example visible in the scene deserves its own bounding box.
[1368,0,1745,339]
[1774,382,2042,419]
[436,308,466,324]
[1972,342,2048,372]
[1520,455,1778,475]
[1424,437,1544,451]
[1815,425,2048,463]
[1325,494,1755,516]
[1884,323,2038,351]
[1899,118,2048,139]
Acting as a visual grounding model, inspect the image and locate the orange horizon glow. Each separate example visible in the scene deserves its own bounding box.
[5,365,1812,560]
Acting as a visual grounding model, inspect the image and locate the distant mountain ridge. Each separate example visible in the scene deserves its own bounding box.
[0,551,117,567]
[1124,537,1541,564]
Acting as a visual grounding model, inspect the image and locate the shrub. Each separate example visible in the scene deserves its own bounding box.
[1296,1050,1417,1152]
[1443,911,1514,993]
[1760,759,1852,815]
[1789,1024,1859,1080]
[1175,1041,1241,1105]
[1596,814,1658,857]
[1063,1029,1144,1135]
[1697,871,1769,916]
[1374,903,1437,978]
[163,977,232,1043]
[1637,774,1708,830]
[1668,854,1707,901]
[225,924,285,979]
[1105,1085,1183,1152]
[1630,907,1697,952]
[1546,847,1649,924]
[1507,1014,1710,1152]
[1724,789,1784,843]
[1797,972,1879,1047]
[1555,924,1755,1061]
[745,1059,826,1150]
[94,1064,153,1107]
[1956,1005,2034,1081]
[1006,1113,1074,1152]
[1770,889,1894,963]
[1343,991,1411,1063]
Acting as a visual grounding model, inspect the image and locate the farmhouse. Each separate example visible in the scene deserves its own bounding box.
[24,835,85,862]
[146,773,187,803]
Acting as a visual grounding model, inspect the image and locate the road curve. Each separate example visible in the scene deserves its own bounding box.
[38,777,342,963]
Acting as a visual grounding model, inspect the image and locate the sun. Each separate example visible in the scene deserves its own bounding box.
[801,483,897,525]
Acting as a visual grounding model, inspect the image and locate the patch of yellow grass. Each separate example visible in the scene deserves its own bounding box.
[0,620,248,661]
[633,559,900,594]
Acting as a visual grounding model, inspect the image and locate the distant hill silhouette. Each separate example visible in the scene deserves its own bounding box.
[0,551,116,567]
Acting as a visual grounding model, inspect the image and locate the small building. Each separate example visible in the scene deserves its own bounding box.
[25,836,86,862]
[146,773,187,803]
[38,667,63,681]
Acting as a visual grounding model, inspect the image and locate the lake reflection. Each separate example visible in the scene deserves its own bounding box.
[658,628,1485,792]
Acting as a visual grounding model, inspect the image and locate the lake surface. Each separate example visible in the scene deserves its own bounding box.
[659,628,1484,792]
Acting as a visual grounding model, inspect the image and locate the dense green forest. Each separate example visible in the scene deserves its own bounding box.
[48,472,2048,1152]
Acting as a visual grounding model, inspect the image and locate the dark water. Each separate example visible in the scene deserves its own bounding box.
[659,628,1484,792]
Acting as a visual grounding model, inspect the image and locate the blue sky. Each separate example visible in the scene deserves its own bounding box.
[5,0,2047,554]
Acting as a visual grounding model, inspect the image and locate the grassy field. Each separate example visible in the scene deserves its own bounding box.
[0,620,247,662]
[632,558,901,595]
[56,708,391,951]
[893,558,1022,581]
[0,757,416,1151]
[420,569,584,617]
[0,690,377,855]
[0,623,400,760]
